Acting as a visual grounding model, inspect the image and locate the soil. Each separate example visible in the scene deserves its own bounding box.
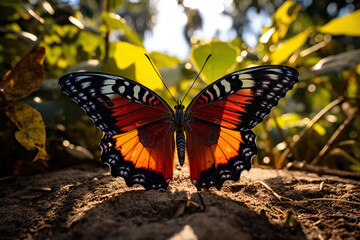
[0,163,359,240]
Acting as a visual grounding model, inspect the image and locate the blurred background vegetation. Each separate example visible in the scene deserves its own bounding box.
[0,0,359,178]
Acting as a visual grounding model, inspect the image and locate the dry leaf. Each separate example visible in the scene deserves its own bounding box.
[5,102,49,161]
[0,46,45,102]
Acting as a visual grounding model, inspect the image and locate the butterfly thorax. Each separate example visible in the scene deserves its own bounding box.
[174,104,185,130]
[174,104,186,166]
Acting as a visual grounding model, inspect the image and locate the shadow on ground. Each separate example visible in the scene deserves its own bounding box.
[0,165,359,239]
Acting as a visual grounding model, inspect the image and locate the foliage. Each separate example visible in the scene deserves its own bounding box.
[1,46,48,163]
[0,0,359,176]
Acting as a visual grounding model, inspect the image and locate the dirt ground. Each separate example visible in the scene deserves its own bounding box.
[0,163,359,240]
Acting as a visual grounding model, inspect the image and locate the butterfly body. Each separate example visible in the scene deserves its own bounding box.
[59,65,298,190]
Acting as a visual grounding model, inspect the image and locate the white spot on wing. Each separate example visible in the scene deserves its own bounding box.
[101,85,113,94]
[267,74,278,80]
[221,80,231,92]
[124,81,129,86]
[242,80,255,88]
[239,74,252,80]
[213,84,220,97]
[75,76,91,82]
[104,79,116,85]
[81,81,91,88]
[133,85,140,99]
[119,86,125,94]
[270,68,283,74]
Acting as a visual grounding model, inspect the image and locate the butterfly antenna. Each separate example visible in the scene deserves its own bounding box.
[181,54,212,104]
[145,54,177,104]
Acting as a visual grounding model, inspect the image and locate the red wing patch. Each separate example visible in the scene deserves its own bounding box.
[188,89,254,130]
[104,95,171,132]
[101,122,175,190]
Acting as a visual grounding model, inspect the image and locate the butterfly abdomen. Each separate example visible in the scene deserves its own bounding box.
[176,130,186,166]
[174,104,186,166]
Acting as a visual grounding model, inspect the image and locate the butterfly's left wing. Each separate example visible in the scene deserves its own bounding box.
[59,72,175,190]
[185,65,299,189]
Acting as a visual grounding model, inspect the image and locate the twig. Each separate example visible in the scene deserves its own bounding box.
[197,192,206,211]
[278,96,344,167]
[328,148,360,166]
[311,107,359,165]
[299,198,360,205]
[286,161,360,180]
[257,181,294,204]
[257,180,360,206]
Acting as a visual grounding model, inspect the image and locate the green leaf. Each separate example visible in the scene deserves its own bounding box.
[101,12,143,46]
[5,102,48,161]
[105,42,163,90]
[190,41,240,83]
[0,46,45,102]
[311,87,331,111]
[149,51,181,69]
[77,31,105,54]
[317,9,360,36]
[269,113,326,136]
[270,27,313,64]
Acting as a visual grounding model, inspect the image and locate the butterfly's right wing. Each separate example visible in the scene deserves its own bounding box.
[59,72,175,189]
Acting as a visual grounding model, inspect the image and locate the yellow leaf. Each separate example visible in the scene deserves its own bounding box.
[0,46,45,102]
[317,9,360,36]
[270,27,313,64]
[105,42,163,90]
[274,0,300,25]
[5,102,49,161]
[269,0,301,43]
[190,40,240,83]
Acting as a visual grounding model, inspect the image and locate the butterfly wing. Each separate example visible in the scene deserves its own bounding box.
[185,65,299,189]
[59,72,175,190]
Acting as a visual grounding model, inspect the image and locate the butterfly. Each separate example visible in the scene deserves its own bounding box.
[59,60,298,190]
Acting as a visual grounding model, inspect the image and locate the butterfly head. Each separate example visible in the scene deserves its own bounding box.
[174,99,185,110]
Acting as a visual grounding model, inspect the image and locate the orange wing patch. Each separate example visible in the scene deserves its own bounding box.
[213,127,243,164]
[186,124,243,186]
[111,122,175,183]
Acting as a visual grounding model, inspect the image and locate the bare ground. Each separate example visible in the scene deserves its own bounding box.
[0,163,359,240]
